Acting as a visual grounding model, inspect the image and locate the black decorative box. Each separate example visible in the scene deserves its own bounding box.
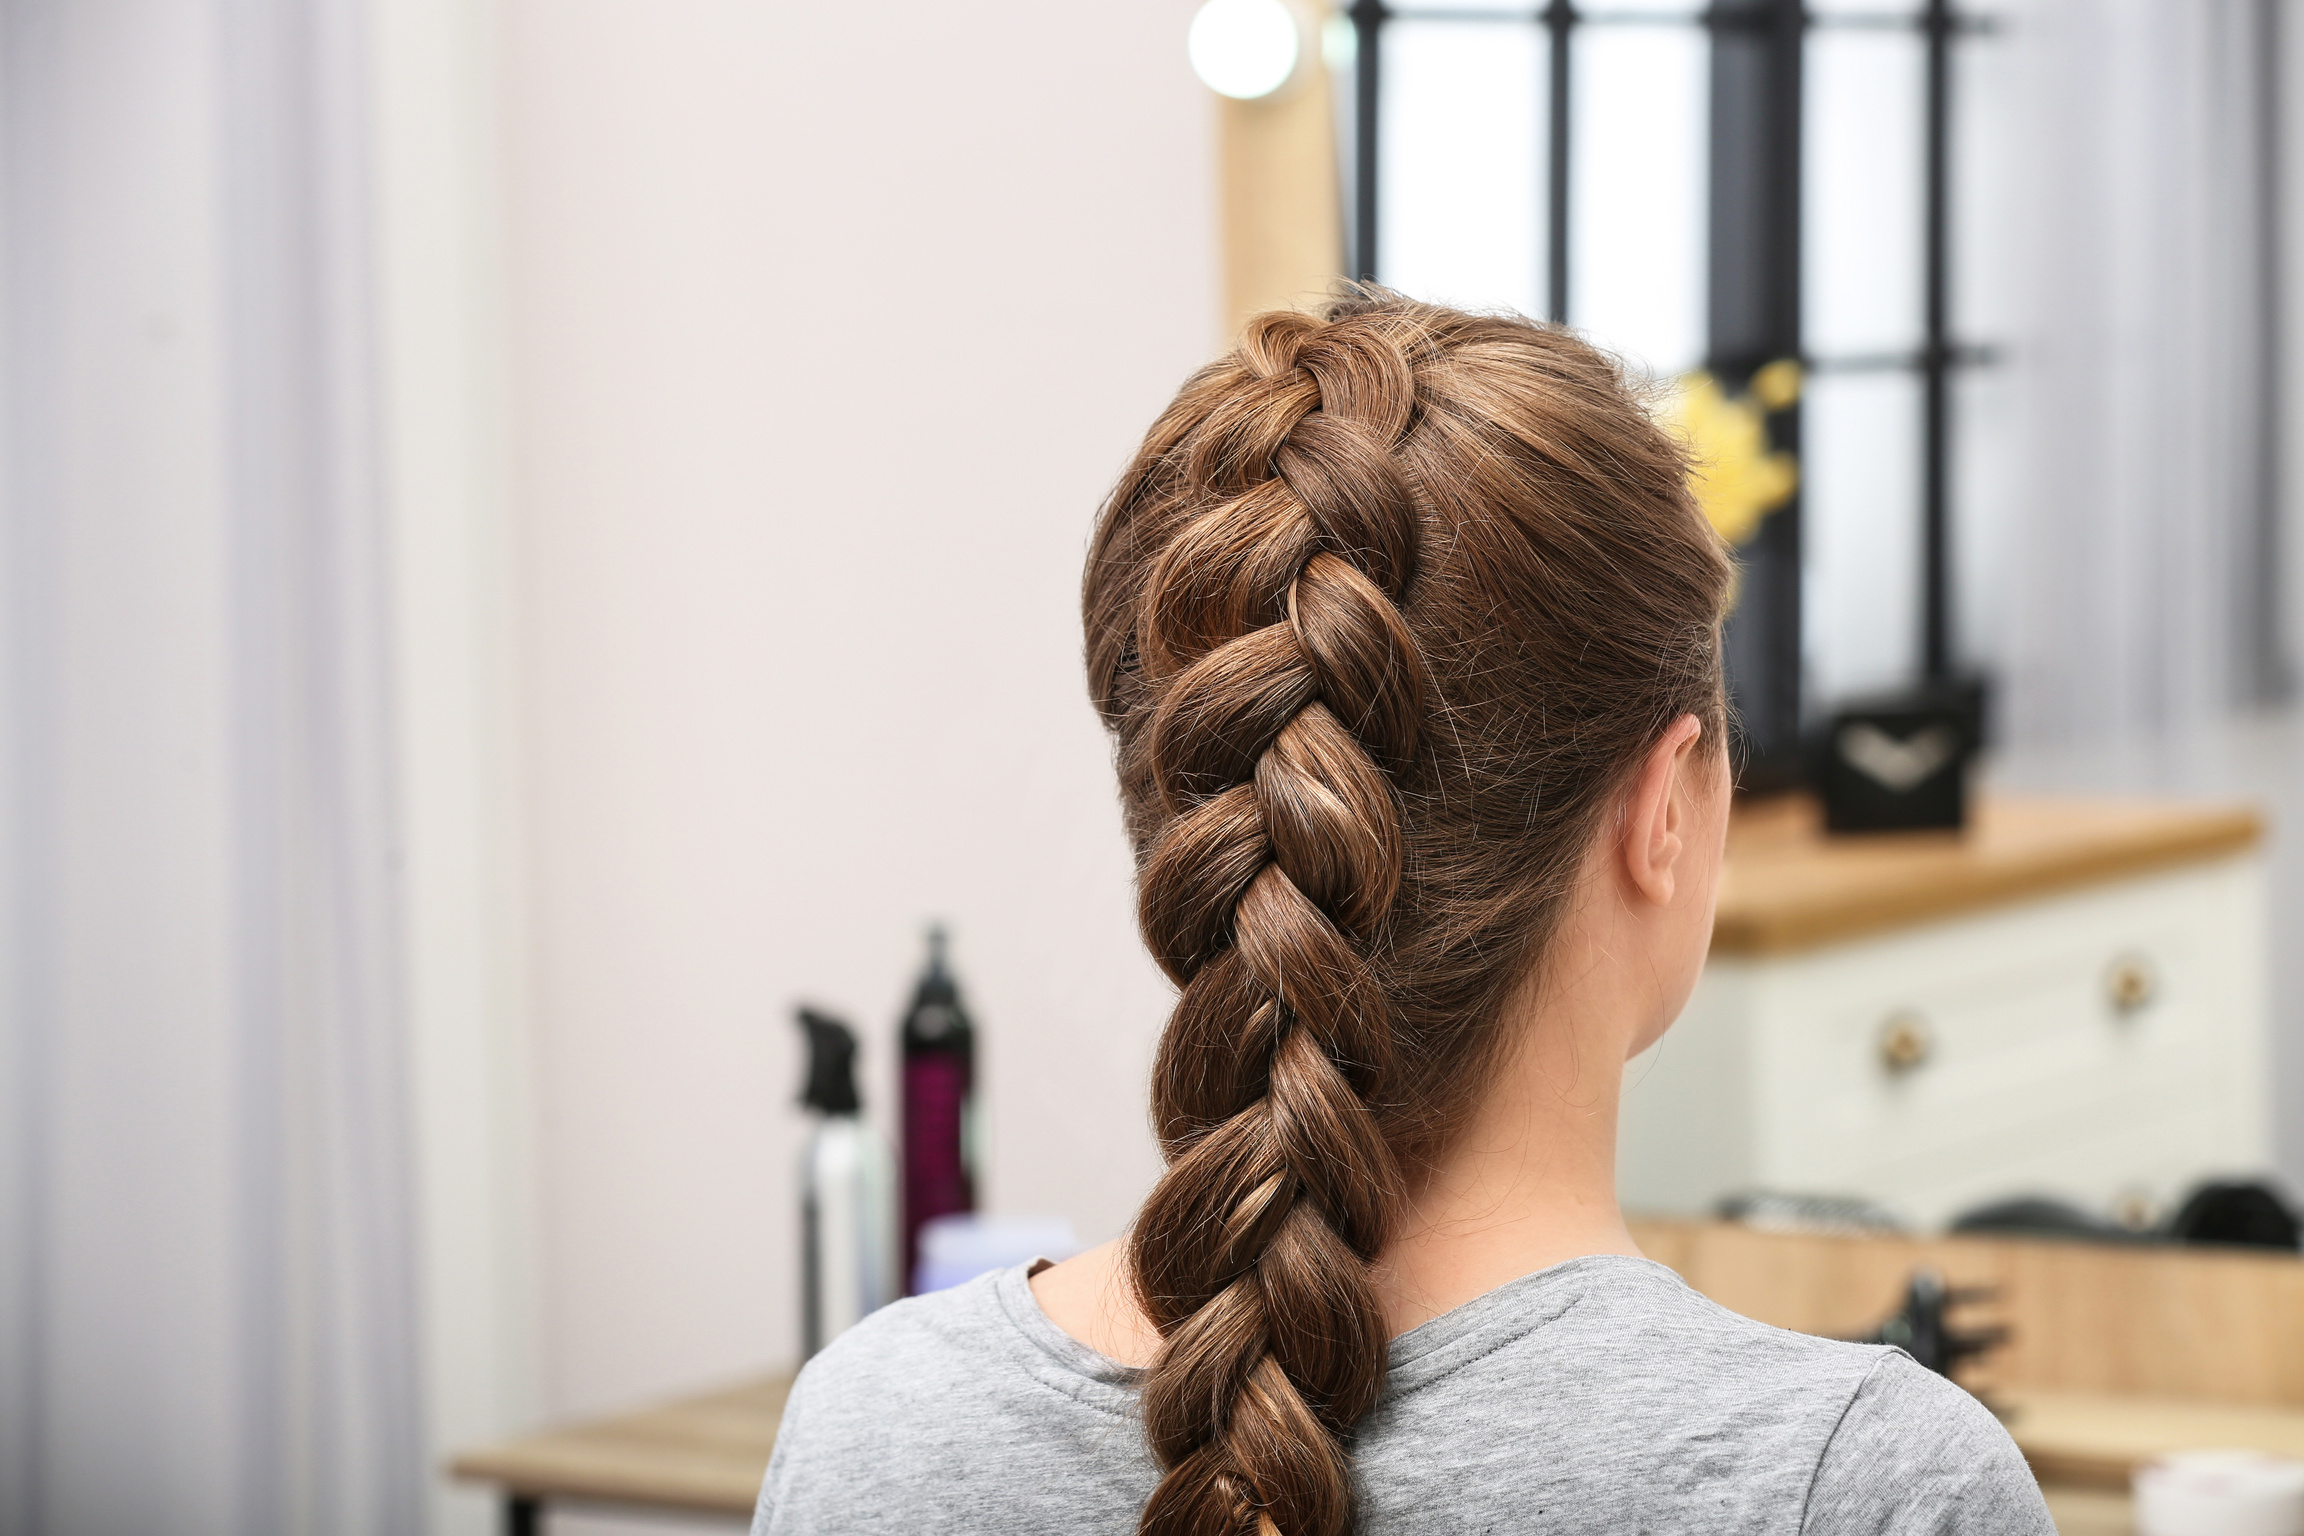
[1812,685,1983,834]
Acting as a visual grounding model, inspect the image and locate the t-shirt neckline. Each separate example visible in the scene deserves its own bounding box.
[994,1251,1688,1402]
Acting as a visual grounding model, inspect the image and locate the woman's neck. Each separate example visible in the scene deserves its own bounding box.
[1371,834,1701,1333]
[1034,895,1671,1366]
[1373,993,1640,1335]
[1033,1006,1643,1368]
[1033,736,1721,1366]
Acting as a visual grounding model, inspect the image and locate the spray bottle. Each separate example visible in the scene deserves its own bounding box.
[898,927,976,1294]
[795,1007,892,1357]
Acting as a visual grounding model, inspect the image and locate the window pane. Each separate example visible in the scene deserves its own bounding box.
[1378,20,1544,318]
[1808,0,1922,16]
[1948,29,2016,674]
[1952,17,2016,341]
[1585,2,1706,16]
[1804,369,1922,703]
[1804,29,1925,357]
[1389,0,1532,13]
[1951,360,2015,674]
[1569,24,1707,376]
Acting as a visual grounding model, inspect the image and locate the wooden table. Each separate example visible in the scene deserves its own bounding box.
[452,1374,789,1532]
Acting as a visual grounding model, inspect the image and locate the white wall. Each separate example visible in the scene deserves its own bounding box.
[496,0,1215,1468]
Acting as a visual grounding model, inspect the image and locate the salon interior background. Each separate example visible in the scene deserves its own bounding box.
[0,2,2299,1535]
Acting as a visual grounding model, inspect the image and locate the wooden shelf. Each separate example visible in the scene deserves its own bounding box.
[1713,794,2262,956]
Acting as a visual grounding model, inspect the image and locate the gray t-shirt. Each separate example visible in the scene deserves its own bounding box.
[753,1253,2055,1534]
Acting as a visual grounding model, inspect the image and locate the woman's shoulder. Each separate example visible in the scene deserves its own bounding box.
[782,1268,1017,1416]
[1485,1254,1904,1398]
[753,1266,1156,1536]
[1361,1258,2053,1534]
[1375,1255,1900,1450]
[1596,1269,2055,1533]
[1805,1350,2057,1534]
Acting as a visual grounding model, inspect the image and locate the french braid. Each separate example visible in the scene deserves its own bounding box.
[1086,294,1733,1536]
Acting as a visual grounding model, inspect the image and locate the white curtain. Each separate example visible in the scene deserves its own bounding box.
[0,2,422,1533]
[1979,0,2304,1182]
[1989,0,2287,757]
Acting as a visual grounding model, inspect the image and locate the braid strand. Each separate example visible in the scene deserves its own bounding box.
[1125,311,1428,1536]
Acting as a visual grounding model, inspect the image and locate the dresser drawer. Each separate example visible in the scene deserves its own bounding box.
[1621,855,2269,1229]
[1760,907,2208,1165]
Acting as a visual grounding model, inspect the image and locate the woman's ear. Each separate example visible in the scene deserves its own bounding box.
[1620,714,1706,908]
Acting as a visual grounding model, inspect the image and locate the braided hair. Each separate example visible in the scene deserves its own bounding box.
[1084,295,1731,1536]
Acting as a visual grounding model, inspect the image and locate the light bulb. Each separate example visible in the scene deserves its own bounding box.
[1188,0,1303,101]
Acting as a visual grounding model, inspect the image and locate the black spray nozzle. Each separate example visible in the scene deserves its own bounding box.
[795,1007,861,1115]
[904,925,971,1045]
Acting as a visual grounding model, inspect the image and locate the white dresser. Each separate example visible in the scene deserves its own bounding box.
[1619,797,2270,1231]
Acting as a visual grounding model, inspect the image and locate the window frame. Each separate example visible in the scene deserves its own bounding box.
[1344,0,1991,777]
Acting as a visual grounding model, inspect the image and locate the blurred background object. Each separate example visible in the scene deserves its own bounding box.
[2132,1450,2304,1536]
[2,1,2303,1534]
[1196,0,1346,331]
[1715,1190,1907,1237]
[792,1007,892,1360]
[897,928,976,1298]
[1855,1269,2006,1383]
[2168,1182,2304,1252]
[911,1214,1081,1296]
[1814,685,1982,831]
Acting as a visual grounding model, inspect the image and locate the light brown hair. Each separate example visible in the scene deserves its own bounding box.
[1082,294,1732,1536]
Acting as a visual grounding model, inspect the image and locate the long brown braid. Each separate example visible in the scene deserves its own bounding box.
[1084,294,1732,1536]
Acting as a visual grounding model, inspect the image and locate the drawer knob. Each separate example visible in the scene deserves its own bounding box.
[1878,1011,1933,1075]
[2106,953,2158,1015]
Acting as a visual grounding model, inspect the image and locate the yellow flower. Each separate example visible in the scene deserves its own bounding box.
[1666,365,1800,547]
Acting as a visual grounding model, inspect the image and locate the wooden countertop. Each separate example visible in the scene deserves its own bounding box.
[451,1373,788,1516]
[2009,1391,2304,1488]
[2040,1484,2132,1536]
[1627,1217,2304,1408]
[1712,794,2262,956]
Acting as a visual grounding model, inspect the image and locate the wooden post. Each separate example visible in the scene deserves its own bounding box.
[1213,10,1345,342]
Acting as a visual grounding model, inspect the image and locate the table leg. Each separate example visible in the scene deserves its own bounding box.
[506,1493,542,1536]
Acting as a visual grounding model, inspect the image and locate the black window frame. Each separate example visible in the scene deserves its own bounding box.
[1343,0,1992,781]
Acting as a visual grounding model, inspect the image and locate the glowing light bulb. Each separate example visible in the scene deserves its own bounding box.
[1188,0,1302,101]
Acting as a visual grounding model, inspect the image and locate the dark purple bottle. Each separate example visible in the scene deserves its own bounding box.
[899,927,975,1293]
